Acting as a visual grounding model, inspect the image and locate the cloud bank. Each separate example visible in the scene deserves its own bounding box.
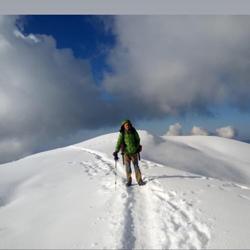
[191,126,209,136]
[104,16,250,117]
[216,126,237,139]
[0,16,117,163]
[165,123,236,139]
[166,123,182,136]
[1,15,250,163]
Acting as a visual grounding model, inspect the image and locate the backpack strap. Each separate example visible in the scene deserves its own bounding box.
[120,131,125,153]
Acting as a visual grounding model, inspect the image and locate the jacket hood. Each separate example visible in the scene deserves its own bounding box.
[119,119,134,132]
[121,119,132,127]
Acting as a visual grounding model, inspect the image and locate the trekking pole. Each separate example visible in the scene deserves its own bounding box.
[114,159,117,190]
[113,152,119,190]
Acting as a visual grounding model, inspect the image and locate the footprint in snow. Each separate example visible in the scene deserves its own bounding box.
[239,194,250,201]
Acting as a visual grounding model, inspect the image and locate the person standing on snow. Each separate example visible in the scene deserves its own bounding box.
[113,120,145,187]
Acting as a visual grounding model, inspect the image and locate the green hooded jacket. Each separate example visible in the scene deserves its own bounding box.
[115,120,140,155]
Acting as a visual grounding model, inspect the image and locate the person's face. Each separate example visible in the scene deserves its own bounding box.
[124,122,130,131]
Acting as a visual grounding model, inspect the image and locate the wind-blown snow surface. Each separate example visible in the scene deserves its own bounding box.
[0,130,250,249]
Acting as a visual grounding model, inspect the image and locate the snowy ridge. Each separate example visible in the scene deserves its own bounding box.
[0,131,250,248]
[78,130,250,185]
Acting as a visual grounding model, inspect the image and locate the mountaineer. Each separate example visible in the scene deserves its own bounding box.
[113,120,145,187]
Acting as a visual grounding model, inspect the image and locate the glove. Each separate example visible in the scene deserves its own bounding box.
[113,151,119,161]
[137,145,142,153]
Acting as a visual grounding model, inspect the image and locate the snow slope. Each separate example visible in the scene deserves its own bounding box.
[0,131,250,249]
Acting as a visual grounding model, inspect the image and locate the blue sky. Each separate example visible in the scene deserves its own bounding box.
[22,15,116,85]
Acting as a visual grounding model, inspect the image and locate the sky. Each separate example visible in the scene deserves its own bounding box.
[1,15,250,164]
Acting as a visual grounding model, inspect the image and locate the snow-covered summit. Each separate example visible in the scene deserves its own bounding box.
[78,130,250,185]
[0,130,250,249]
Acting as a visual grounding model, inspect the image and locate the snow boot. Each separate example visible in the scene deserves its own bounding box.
[135,169,143,184]
[126,177,132,187]
[138,179,146,186]
[126,172,132,187]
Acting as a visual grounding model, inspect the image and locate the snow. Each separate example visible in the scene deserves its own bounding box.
[0,130,250,249]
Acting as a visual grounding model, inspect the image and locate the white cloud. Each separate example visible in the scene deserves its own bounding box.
[0,16,114,163]
[104,16,250,117]
[2,15,250,163]
[191,126,209,136]
[216,126,237,139]
[166,123,182,136]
